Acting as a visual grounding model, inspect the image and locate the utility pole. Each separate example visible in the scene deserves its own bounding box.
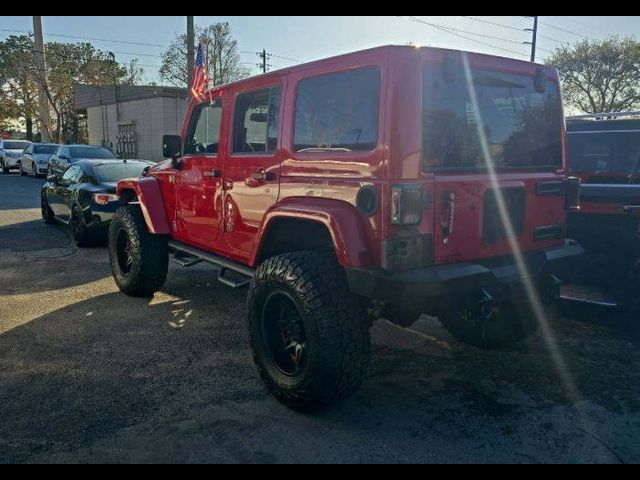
[258,49,270,74]
[32,16,51,142]
[187,16,195,88]
[524,16,539,63]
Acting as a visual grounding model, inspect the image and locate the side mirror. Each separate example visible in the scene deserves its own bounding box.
[59,154,69,161]
[47,174,58,184]
[163,135,182,159]
[163,135,183,170]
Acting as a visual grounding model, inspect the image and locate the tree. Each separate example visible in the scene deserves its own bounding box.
[0,35,39,139]
[42,42,144,142]
[547,36,640,114]
[160,22,250,88]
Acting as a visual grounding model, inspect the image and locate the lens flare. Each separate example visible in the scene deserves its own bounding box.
[460,52,581,402]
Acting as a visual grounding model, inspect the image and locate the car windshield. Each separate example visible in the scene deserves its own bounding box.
[69,146,115,159]
[34,145,58,155]
[422,64,563,171]
[93,162,149,183]
[568,131,640,177]
[4,141,30,150]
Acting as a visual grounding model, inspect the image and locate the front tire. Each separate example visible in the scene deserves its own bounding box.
[19,163,25,176]
[248,252,371,412]
[108,204,168,297]
[1,159,8,174]
[438,299,538,349]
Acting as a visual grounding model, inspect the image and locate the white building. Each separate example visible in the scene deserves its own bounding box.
[74,84,189,162]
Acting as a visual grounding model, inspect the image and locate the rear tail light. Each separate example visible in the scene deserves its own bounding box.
[390,185,424,225]
[565,177,581,211]
[93,193,119,206]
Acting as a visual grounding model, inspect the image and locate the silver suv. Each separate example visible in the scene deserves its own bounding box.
[0,139,32,174]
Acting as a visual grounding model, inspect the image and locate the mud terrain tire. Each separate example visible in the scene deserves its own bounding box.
[109,204,168,297]
[248,252,371,411]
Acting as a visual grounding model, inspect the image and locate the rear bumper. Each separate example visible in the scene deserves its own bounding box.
[345,241,584,309]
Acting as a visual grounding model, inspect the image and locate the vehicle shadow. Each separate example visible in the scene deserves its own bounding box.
[1,267,639,463]
[0,221,111,295]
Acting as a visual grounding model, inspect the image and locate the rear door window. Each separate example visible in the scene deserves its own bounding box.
[232,87,281,154]
[294,67,381,152]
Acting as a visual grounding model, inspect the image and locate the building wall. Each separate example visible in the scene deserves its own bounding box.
[86,96,188,162]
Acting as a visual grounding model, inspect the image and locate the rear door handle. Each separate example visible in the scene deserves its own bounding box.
[250,169,275,182]
[204,169,221,178]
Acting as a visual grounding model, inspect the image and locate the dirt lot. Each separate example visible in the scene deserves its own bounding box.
[0,172,639,464]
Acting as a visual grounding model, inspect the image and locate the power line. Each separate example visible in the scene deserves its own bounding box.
[537,20,589,39]
[0,27,170,48]
[459,16,526,32]
[401,16,529,58]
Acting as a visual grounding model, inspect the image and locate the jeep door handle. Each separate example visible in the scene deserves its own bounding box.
[203,169,221,178]
[250,170,275,182]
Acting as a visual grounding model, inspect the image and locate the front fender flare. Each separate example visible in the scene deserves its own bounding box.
[117,177,171,235]
[252,197,373,268]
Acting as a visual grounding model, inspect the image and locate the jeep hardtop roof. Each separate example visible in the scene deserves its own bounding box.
[198,45,553,96]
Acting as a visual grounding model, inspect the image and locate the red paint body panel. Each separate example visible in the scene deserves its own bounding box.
[124,45,570,272]
[252,197,374,267]
[117,177,171,235]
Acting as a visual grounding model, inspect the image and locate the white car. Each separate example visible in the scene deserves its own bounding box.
[20,143,60,178]
[0,139,32,174]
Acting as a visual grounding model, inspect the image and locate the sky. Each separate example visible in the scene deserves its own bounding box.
[1,16,639,84]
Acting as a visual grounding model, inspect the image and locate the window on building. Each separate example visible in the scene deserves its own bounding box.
[294,67,381,152]
[232,87,281,154]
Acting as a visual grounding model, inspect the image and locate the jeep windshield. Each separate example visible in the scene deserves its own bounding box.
[568,131,640,182]
[422,64,563,171]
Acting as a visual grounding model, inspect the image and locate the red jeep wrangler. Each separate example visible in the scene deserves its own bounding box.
[108,46,582,411]
[563,113,640,308]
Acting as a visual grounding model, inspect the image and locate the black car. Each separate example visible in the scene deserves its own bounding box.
[48,144,118,178]
[41,159,153,247]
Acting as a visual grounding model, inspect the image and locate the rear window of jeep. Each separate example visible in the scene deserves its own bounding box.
[294,67,381,152]
[422,64,563,171]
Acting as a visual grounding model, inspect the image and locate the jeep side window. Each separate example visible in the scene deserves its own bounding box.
[294,67,381,152]
[232,87,281,154]
[185,98,223,155]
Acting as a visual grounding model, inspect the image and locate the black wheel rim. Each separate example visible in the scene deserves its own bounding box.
[116,228,134,275]
[261,291,308,376]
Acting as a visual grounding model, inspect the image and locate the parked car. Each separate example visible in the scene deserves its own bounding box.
[107,46,583,411]
[20,143,60,178]
[0,139,32,174]
[48,144,117,179]
[41,159,153,247]
[561,113,640,308]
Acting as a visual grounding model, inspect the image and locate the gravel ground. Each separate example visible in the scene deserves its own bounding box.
[0,172,639,464]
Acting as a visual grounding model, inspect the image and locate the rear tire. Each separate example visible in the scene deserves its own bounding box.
[41,193,56,225]
[438,299,538,350]
[71,205,93,248]
[108,204,168,297]
[248,252,371,412]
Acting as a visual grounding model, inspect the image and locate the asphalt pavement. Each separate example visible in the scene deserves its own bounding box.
[1,172,639,464]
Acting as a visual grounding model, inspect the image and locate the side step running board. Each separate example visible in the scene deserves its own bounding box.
[558,284,620,308]
[168,240,255,288]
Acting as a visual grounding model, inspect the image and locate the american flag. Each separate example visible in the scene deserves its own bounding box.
[191,43,208,102]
